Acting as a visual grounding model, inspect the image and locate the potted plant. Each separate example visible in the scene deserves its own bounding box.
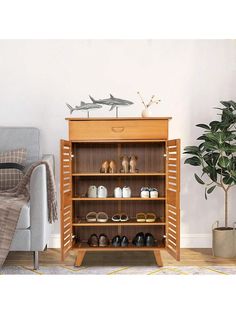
[184,100,236,258]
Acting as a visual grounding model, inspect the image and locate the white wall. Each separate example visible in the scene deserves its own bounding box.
[0,40,236,247]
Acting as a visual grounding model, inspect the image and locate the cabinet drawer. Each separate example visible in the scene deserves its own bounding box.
[69,119,169,141]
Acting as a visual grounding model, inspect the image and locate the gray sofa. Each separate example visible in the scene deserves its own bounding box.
[0,127,54,269]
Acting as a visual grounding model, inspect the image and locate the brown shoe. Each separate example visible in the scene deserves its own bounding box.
[98,234,110,247]
[88,234,99,247]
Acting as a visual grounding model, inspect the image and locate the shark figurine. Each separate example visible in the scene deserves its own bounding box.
[66,102,102,118]
[89,94,133,117]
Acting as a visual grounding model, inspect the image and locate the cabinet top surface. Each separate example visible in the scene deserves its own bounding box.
[65,117,172,121]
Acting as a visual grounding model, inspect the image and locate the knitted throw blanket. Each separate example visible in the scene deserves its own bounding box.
[0,161,58,268]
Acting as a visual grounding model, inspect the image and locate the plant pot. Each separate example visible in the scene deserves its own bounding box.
[212,221,236,258]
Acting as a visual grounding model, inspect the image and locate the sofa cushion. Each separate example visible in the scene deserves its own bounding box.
[0,148,27,190]
[16,202,30,229]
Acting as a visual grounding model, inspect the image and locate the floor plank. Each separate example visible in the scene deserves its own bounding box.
[5,248,236,267]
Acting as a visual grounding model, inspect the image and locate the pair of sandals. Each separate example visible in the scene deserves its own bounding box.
[88,234,110,247]
[86,211,108,223]
[112,213,129,222]
[136,212,156,223]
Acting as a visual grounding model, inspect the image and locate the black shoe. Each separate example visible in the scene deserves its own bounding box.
[120,236,129,247]
[112,235,121,247]
[88,234,99,247]
[132,232,145,247]
[98,234,110,247]
[145,233,155,247]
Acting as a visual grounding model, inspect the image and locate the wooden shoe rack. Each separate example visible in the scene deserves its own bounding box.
[60,118,180,266]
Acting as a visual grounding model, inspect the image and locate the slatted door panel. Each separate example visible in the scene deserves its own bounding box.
[60,139,73,261]
[166,139,180,260]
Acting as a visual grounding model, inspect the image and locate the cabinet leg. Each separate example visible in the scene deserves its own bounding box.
[154,250,163,267]
[75,251,86,267]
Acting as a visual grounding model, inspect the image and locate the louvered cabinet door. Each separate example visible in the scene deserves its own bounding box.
[60,140,73,261]
[166,139,181,260]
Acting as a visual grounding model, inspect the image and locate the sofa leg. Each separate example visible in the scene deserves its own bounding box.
[33,251,39,270]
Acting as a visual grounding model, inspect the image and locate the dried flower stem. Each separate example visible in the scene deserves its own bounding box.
[137,91,147,108]
[137,91,161,109]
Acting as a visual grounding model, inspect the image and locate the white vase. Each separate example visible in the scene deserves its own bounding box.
[142,108,152,118]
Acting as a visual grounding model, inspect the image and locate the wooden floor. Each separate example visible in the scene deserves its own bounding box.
[5,248,236,267]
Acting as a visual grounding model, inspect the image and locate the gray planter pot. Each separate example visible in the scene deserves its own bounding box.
[212,221,236,258]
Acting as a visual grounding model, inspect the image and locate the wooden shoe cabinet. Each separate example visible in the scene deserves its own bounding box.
[60,117,180,266]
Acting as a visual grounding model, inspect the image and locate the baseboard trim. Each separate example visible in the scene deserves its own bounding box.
[180,233,212,248]
[48,234,60,248]
[48,233,212,249]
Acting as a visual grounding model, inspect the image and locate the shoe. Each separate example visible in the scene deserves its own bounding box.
[96,212,109,223]
[88,234,99,247]
[112,214,121,222]
[140,187,150,198]
[98,234,110,247]
[120,213,129,222]
[136,212,146,222]
[149,188,158,198]
[136,212,156,223]
[86,211,97,222]
[145,213,156,223]
[120,236,129,247]
[88,185,97,198]
[145,233,155,247]
[112,235,121,247]
[132,232,145,247]
[97,186,108,198]
[122,186,131,198]
[112,213,129,222]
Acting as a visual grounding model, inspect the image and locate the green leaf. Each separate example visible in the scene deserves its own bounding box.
[183,146,200,156]
[220,101,231,108]
[212,153,220,165]
[218,156,230,168]
[207,185,216,194]
[224,145,236,154]
[209,121,220,132]
[199,143,206,152]
[205,133,219,144]
[196,124,210,130]
[194,173,205,185]
[185,157,201,166]
[223,175,234,185]
[209,168,217,182]
[203,142,218,151]
[197,135,207,141]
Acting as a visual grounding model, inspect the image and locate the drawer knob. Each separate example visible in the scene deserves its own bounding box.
[111,127,125,133]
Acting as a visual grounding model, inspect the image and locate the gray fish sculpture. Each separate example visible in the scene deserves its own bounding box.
[66,102,102,118]
[89,94,133,117]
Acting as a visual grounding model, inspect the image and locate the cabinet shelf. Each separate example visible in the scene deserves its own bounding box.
[72,219,166,227]
[72,172,166,177]
[73,243,165,251]
[72,197,166,201]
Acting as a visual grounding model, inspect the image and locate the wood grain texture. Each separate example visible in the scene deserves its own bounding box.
[154,250,163,267]
[166,139,180,261]
[60,140,73,261]
[69,119,169,141]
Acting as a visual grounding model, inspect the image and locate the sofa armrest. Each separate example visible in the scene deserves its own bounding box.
[29,155,55,250]
[42,154,55,176]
